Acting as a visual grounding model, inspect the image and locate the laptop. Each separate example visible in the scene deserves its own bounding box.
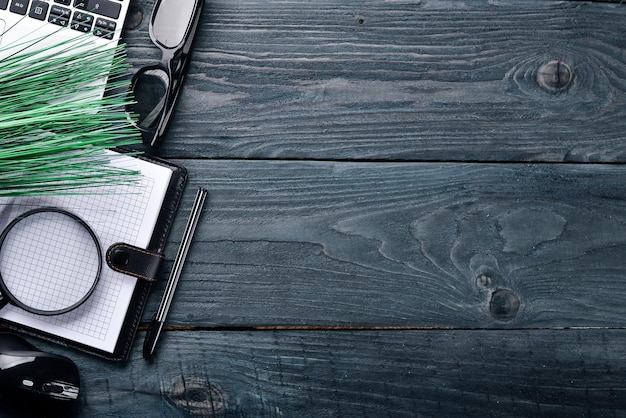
[0,0,131,96]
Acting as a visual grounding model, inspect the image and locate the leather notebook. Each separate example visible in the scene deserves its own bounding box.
[0,149,187,361]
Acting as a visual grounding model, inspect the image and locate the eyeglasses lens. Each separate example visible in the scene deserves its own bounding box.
[151,0,198,48]
[130,68,169,131]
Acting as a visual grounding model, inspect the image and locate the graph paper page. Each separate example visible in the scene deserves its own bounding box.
[0,151,173,354]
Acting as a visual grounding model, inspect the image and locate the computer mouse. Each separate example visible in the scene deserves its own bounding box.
[0,332,80,404]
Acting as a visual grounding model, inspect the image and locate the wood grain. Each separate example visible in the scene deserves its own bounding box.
[3,1,626,417]
[122,0,626,162]
[139,160,626,328]
[8,329,624,417]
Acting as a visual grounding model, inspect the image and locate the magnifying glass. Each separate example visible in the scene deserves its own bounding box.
[0,208,102,316]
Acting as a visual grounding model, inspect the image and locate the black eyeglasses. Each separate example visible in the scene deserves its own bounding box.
[128,0,205,147]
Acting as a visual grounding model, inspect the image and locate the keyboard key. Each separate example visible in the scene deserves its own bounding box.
[50,4,71,18]
[49,14,69,26]
[93,17,115,39]
[28,1,49,20]
[70,21,91,32]
[95,16,115,30]
[54,0,71,5]
[73,0,120,19]
[10,0,30,15]
[93,28,113,39]
[71,11,93,32]
[49,5,70,26]
[0,0,9,10]
[73,11,94,24]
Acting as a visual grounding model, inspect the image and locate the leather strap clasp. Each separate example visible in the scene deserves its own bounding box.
[106,243,164,282]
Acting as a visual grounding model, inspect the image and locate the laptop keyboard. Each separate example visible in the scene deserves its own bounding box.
[0,0,124,40]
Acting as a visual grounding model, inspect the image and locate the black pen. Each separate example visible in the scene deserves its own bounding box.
[143,187,208,359]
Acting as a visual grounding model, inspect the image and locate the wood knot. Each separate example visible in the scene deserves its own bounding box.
[489,289,520,322]
[475,274,492,289]
[536,60,573,94]
[124,5,145,30]
[164,376,227,416]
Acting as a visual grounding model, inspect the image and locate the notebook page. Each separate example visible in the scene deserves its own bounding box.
[0,151,172,353]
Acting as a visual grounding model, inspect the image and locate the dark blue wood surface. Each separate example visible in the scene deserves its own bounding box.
[5,1,626,417]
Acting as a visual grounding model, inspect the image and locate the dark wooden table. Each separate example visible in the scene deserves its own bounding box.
[11,0,626,416]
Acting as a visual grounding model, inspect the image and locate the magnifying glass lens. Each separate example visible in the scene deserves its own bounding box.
[0,209,101,315]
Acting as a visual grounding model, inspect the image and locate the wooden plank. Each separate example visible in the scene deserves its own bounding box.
[9,329,624,417]
[140,160,626,328]
[123,0,626,162]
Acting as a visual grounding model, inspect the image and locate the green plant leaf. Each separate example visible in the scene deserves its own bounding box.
[0,32,141,196]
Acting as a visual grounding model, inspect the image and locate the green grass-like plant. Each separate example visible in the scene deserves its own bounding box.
[0,33,141,196]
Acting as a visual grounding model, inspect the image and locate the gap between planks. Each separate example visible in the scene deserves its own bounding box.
[138,324,626,332]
